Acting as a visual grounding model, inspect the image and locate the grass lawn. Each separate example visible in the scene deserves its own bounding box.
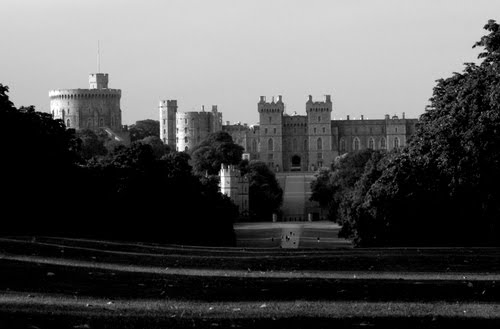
[0,226,499,328]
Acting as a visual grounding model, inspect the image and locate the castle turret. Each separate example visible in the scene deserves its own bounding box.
[219,164,249,217]
[306,95,333,170]
[159,100,177,147]
[258,95,284,172]
[89,73,109,89]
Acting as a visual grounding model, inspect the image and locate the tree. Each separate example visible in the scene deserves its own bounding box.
[191,131,244,176]
[75,129,108,159]
[343,20,500,246]
[240,160,283,221]
[0,85,80,234]
[129,119,160,142]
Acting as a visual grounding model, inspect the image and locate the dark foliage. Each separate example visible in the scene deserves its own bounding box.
[128,119,160,142]
[239,160,283,221]
[191,131,244,176]
[0,86,236,246]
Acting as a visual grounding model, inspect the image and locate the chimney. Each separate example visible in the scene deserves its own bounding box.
[361,115,364,120]
[402,112,405,119]
[385,114,390,120]
[260,96,266,103]
[202,105,205,112]
[325,95,331,103]
[308,95,313,102]
[278,95,282,102]
[226,121,230,125]
[346,115,350,120]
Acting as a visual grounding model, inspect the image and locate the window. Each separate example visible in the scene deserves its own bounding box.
[163,119,166,125]
[87,118,92,128]
[323,127,326,133]
[380,137,386,149]
[318,116,321,122]
[317,138,322,150]
[394,137,400,149]
[184,119,187,124]
[185,146,188,152]
[99,118,104,126]
[265,128,268,134]
[317,152,323,159]
[353,137,360,151]
[268,138,274,151]
[184,128,187,134]
[184,137,188,143]
[273,128,276,134]
[395,127,398,133]
[66,119,70,127]
[314,127,317,134]
[252,139,257,152]
[340,138,346,152]
[368,138,375,150]
[268,153,273,160]
[163,129,166,135]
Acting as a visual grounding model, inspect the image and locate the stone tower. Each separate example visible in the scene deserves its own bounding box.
[306,95,333,171]
[159,100,177,148]
[219,164,249,217]
[258,95,284,172]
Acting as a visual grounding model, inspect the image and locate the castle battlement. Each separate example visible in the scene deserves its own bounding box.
[49,89,121,98]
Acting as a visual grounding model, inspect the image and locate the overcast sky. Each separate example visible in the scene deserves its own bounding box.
[1,0,499,125]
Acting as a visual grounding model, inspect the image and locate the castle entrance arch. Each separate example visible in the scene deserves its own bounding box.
[291,155,301,171]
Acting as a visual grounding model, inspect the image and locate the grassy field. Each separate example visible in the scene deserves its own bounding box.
[0,222,499,328]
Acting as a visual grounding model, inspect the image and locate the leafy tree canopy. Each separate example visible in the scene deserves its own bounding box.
[129,119,160,142]
[191,131,244,176]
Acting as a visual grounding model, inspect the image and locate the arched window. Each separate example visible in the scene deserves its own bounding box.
[252,139,257,152]
[184,136,188,143]
[268,138,274,151]
[317,138,322,150]
[353,137,360,151]
[380,137,386,149]
[340,138,346,152]
[292,138,297,151]
[394,137,400,149]
[368,137,375,150]
[66,119,70,127]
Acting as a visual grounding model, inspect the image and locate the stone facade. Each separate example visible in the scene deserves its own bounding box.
[159,102,222,152]
[49,73,124,133]
[219,164,249,217]
[159,94,418,171]
[224,95,418,172]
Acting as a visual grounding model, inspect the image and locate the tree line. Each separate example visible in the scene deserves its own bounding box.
[310,20,500,247]
[0,91,282,245]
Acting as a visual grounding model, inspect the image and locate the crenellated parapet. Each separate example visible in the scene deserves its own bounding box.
[49,89,121,99]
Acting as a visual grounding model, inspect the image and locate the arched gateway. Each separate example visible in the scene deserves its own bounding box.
[291,155,301,171]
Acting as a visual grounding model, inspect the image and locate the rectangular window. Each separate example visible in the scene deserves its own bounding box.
[274,128,277,134]
[268,153,274,160]
[317,152,323,159]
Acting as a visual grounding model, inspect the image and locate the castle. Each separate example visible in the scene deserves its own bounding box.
[219,164,249,217]
[49,73,128,142]
[160,95,418,172]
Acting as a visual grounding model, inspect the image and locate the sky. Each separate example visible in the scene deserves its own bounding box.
[1,0,499,126]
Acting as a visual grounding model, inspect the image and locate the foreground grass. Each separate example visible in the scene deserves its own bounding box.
[0,236,499,328]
